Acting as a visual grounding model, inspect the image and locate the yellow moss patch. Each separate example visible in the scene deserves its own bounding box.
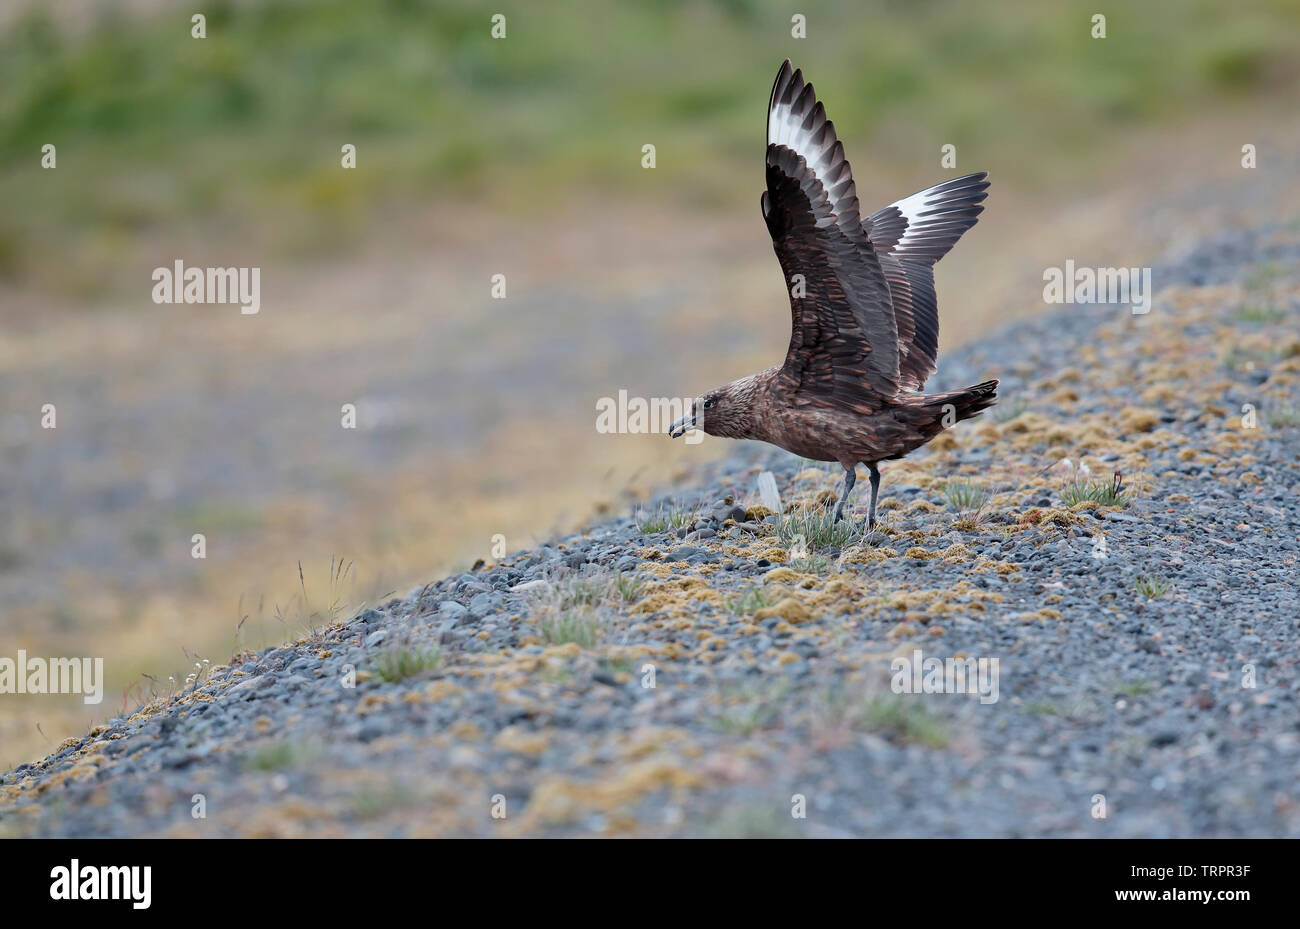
[745,505,775,521]
[1019,507,1086,528]
[811,489,837,507]
[357,693,392,715]
[495,726,550,756]
[762,567,801,583]
[940,542,974,563]
[752,598,813,624]
[1001,411,1055,435]
[818,577,863,599]
[1118,406,1161,434]
[903,547,937,560]
[840,546,897,563]
[906,499,941,514]
[448,720,481,739]
[632,576,726,616]
[1066,499,1106,514]
[420,680,464,702]
[1044,425,1074,446]
[514,761,704,833]
[1143,384,1178,406]
[890,468,940,489]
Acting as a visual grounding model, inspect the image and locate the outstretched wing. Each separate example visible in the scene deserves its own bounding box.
[761,60,899,407]
[866,173,989,392]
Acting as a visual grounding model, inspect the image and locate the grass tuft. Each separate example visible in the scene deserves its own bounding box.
[1133,574,1172,599]
[1061,470,1129,508]
[775,506,862,550]
[942,479,988,514]
[858,696,950,748]
[712,681,792,735]
[1267,404,1299,428]
[789,553,831,573]
[373,643,442,683]
[730,586,777,615]
[1116,679,1155,697]
[612,571,646,602]
[243,739,318,772]
[538,610,601,648]
[1235,303,1289,324]
[635,502,697,533]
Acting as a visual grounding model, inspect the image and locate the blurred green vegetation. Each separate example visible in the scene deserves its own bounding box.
[1,0,1296,293]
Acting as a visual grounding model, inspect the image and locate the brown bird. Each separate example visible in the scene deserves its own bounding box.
[669,60,998,528]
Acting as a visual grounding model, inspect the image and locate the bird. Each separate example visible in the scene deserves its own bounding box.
[668,59,998,529]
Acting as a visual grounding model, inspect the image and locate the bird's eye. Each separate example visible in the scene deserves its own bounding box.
[703,397,715,410]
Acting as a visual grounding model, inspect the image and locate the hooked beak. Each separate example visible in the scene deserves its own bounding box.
[667,412,695,439]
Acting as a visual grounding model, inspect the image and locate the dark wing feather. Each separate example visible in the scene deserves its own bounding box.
[866,173,989,391]
[763,61,899,407]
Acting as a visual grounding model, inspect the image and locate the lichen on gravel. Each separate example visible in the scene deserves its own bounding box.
[2,226,1299,838]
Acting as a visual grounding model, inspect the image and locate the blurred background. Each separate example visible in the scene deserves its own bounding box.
[2,0,1298,766]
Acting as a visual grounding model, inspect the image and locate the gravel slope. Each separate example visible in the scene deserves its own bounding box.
[2,225,1298,838]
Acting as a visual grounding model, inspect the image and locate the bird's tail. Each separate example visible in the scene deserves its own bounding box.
[911,379,999,437]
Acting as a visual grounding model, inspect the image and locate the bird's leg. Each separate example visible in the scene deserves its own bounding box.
[833,464,856,523]
[866,463,881,530]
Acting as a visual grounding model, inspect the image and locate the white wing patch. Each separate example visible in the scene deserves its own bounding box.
[766,61,859,226]
[877,174,990,262]
[890,189,935,228]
